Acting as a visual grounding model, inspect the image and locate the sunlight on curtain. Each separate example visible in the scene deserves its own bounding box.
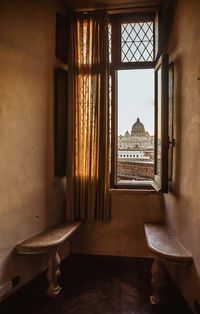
[66,12,110,221]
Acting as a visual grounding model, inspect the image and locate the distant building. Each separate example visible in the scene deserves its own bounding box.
[118,117,154,161]
[117,118,154,181]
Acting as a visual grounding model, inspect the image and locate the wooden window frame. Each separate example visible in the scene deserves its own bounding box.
[109,12,156,70]
[153,54,169,192]
[168,63,175,186]
[109,13,157,190]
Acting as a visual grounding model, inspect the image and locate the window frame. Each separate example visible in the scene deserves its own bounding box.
[153,53,169,192]
[109,12,164,190]
[168,63,175,189]
[109,12,156,70]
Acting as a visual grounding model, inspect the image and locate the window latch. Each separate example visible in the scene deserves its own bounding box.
[168,137,176,148]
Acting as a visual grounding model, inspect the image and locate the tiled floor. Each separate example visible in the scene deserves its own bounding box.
[0,255,192,314]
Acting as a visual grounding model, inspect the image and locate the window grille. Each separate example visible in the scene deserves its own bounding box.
[108,23,112,63]
[121,22,154,62]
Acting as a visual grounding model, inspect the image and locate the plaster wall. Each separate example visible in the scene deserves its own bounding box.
[72,191,165,257]
[164,0,200,307]
[0,0,66,297]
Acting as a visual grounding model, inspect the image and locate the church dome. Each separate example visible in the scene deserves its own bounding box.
[131,117,145,136]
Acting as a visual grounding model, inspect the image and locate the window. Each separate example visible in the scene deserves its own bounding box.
[109,13,169,191]
[121,21,154,63]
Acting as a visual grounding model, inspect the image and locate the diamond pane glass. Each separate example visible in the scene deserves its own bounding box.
[108,23,112,63]
[121,22,154,63]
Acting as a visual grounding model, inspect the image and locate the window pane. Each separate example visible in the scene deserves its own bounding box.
[153,54,168,192]
[117,69,154,184]
[121,22,154,62]
[156,67,161,176]
[108,23,112,63]
[109,75,112,172]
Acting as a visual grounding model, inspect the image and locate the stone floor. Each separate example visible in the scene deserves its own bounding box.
[0,255,192,314]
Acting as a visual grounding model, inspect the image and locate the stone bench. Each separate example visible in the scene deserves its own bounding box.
[16,222,82,297]
[144,223,193,304]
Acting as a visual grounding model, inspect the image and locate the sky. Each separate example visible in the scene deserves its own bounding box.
[118,69,154,136]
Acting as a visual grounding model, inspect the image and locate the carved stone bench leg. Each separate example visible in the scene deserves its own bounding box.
[46,247,62,297]
[150,258,169,304]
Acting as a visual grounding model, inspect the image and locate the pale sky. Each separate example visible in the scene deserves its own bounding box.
[118,69,154,136]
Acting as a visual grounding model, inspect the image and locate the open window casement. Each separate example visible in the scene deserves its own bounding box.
[108,13,170,190]
[153,54,169,192]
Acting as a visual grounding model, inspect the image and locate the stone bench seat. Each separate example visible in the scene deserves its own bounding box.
[144,223,192,263]
[16,222,81,254]
[16,221,82,297]
[144,223,193,305]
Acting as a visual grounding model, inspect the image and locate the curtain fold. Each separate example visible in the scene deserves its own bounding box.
[66,12,110,221]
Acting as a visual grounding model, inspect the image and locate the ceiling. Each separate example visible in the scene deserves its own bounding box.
[64,0,165,12]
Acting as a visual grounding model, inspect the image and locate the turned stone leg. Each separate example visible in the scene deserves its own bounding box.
[46,247,62,297]
[150,258,169,304]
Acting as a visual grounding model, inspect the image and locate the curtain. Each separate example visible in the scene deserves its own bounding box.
[66,12,110,221]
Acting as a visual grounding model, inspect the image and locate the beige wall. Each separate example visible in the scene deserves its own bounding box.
[0,0,66,296]
[72,191,165,257]
[164,0,200,308]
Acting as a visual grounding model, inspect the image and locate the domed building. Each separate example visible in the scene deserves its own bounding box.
[131,118,148,136]
[118,117,154,161]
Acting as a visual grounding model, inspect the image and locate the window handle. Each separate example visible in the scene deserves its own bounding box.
[168,137,176,148]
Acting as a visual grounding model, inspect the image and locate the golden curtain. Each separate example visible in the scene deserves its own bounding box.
[66,12,110,221]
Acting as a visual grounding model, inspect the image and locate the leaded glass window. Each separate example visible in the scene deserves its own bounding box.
[121,22,154,62]
[108,23,112,63]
